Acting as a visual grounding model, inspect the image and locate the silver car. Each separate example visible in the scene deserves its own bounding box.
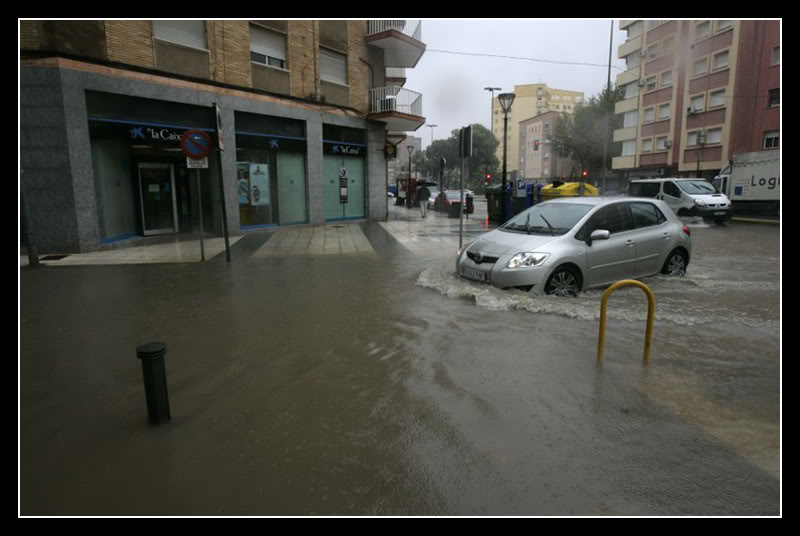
[456,197,692,296]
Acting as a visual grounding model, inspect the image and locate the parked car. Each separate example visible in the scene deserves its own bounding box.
[435,190,475,214]
[456,197,692,296]
[627,178,732,223]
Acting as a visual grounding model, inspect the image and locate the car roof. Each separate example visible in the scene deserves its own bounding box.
[630,178,703,182]
[542,197,662,206]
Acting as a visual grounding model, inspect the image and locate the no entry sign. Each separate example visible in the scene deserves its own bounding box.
[181,130,212,160]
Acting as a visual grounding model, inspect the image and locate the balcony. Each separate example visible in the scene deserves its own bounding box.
[368,86,425,132]
[366,20,426,68]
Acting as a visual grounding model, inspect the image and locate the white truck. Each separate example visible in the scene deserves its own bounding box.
[713,151,780,217]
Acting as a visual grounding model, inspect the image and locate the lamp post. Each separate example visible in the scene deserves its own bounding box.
[498,92,515,222]
[484,86,502,145]
[427,124,437,182]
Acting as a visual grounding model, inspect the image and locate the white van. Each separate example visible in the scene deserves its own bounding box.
[626,178,732,223]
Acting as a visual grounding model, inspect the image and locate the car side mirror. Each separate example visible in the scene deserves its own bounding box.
[587,229,610,247]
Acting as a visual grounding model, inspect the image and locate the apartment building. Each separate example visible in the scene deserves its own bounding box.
[20,20,426,253]
[492,84,583,176]
[613,20,780,179]
[518,111,580,182]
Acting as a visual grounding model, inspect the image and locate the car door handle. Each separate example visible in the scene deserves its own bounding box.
[625,240,635,247]
[662,233,671,239]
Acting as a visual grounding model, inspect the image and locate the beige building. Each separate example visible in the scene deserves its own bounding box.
[518,111,579,181]
[492,84,583,175]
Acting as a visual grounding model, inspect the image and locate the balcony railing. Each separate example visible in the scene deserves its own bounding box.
[368,20,422,42]
[370,86,423,116]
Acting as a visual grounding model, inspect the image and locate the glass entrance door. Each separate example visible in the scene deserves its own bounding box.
[138,163,178,235]
[323,154,365,221]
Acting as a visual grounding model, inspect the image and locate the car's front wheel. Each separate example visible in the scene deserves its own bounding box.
[544,266,582,297]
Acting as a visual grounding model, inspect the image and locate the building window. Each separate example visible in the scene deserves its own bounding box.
[710,89,725,108]
[624,81,639,99]
[623,110,638,128]
[696,21,711,40]
[648,45,659,58]
[713,50,729,71]
[642,138,653,153]
[627,52,641,70]
[645,76,657,91]
[656,136,669,151]
[661,70,672,88]
[663,37,674,54]
[687,131,700,147]
[320,48,347,85]
[648,20,661,29]
[694,58,707,77]
[643,107,655,123]
[717,20,733,32]
[250,26,287,69]
[658,103,671,121]
[768,88,780,107]
[690,94,705,113]
[772,46,780,66]
[763,130,780,149]
[627,21,643,40]
[152,20,207,50]
[622,140,636,156]
[707,128,722,144]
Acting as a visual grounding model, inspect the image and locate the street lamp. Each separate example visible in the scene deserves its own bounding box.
[484,86,502,136]
[498,92,515,221]
[427,124,437,182]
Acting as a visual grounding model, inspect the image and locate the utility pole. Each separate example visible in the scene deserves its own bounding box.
[602,19,613,194]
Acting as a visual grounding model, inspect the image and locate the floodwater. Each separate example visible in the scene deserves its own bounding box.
[20,203,780,516]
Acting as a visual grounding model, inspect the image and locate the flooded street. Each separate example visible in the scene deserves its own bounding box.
[20,200,780,516]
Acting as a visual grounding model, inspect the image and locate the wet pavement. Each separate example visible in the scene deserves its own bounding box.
[20,199,781,516]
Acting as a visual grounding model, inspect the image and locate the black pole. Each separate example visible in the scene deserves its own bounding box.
[136,343,171,425]
[502,113,509,222]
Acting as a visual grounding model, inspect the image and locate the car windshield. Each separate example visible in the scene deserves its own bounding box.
[445,192,462,200]
[677,180,719,195]
[500,203,594,235]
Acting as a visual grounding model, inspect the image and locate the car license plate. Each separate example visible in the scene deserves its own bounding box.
[462,268,486,282]
[714,211,726,216]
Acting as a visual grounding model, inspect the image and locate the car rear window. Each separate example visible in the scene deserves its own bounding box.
[629,202,667,228]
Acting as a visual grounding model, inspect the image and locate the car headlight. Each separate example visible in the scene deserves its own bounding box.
[457,243,471,257]
[507,252,550,269]
[694,199,707,207]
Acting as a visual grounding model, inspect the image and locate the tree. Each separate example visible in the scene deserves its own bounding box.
[420,124,500,189]
[551,84,625,180]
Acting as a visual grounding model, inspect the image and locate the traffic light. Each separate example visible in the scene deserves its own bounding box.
[534,140,539,151]
[581,170,588,179]
[486,174,492,184]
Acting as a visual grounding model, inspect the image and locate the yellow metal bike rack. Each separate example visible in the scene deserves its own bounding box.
[597,280,656,367]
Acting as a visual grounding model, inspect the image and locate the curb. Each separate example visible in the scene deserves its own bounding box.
[731,217,780,225]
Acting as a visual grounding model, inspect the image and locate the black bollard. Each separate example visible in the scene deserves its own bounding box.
[136,343,171,425]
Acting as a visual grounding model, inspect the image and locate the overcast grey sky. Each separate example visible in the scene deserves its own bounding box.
[404,19,629,149]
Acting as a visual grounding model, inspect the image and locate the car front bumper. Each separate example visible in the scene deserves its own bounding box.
[456,252,551,291]
[690,206,733,220]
